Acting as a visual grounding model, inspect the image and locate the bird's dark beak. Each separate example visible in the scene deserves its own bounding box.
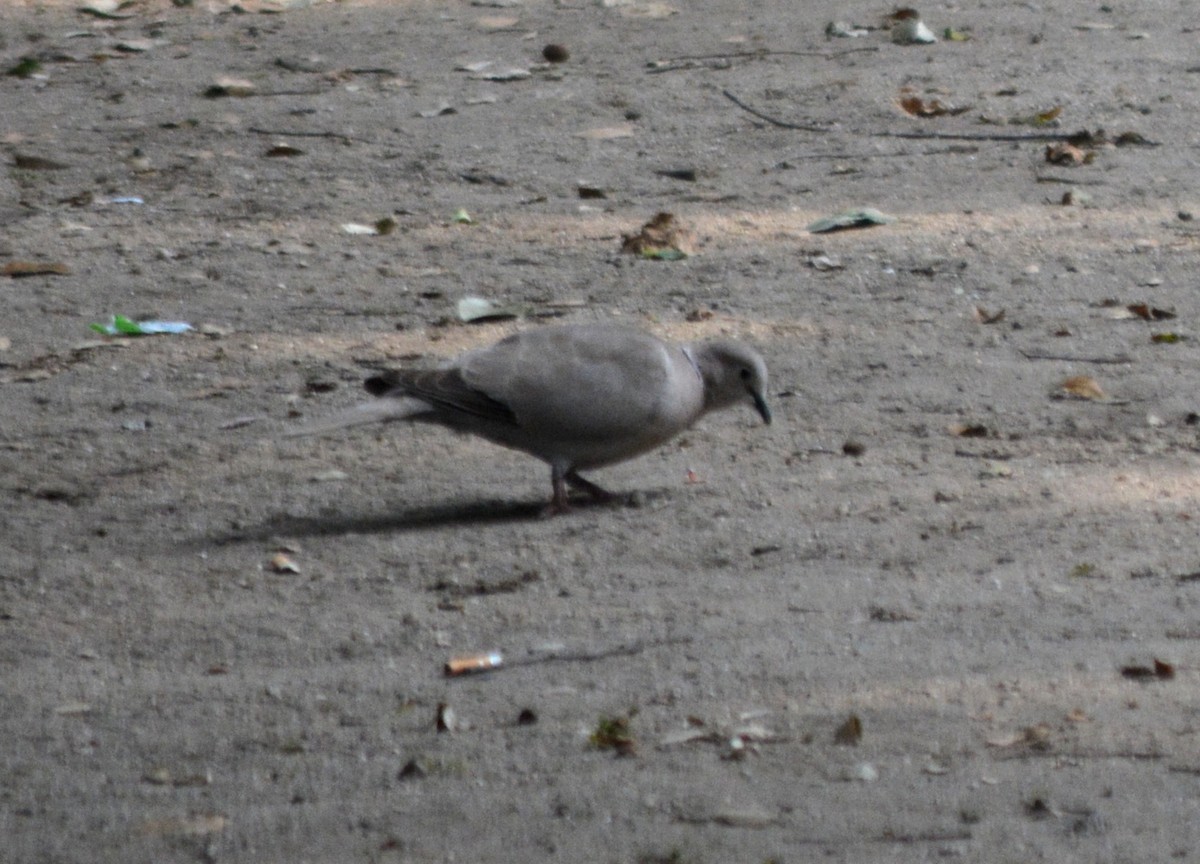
[753,392,772,425]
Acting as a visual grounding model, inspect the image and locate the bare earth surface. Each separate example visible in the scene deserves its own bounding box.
[3,0,1200,861]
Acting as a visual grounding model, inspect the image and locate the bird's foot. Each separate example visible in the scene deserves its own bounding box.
[565,471,616,502]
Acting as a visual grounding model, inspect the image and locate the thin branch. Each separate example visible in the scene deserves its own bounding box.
[992,748,1164,761]
[722,90,833,133]
[877,830,973,844]
[1018,349,1133,365]
[248,126,359,143]
[506,636,694,668]
[652,47,877,68]
[873,129,1084,143]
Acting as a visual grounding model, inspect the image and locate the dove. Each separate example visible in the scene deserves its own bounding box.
[290,323,770,514]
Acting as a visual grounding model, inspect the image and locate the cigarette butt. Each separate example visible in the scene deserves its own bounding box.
[444,651,503,676]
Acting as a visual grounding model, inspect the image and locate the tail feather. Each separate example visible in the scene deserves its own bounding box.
[282,397,428,438]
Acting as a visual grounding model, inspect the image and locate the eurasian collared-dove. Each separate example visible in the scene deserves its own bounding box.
[290,323,770,514]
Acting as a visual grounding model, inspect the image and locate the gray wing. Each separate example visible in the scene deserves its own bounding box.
[365,368,517,426]
[458,325,694,443]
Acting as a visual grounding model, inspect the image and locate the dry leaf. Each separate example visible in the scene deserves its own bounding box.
[79,0,134,18]
[1059,375,1106,401]
[140,815,226,837]
[475,15,518,29]
[1035,106,1062,124]
[575,124,635,140]
[265,143,304,157]
[948,422,989,438]
[205,77,256,98]
[833,713,863,745]
[620,211,694,258]
[4,261,70,277]
[472,68,531,82]
[267,553,300,574]
[898,95,970,118]
[13,153,69,170]
[1126,303,1176,321]
[1045,142,1093,165]
[615,1,678,19]
[1121,658,1175,680]
[974,305,1006,324]
[54,701,92,715]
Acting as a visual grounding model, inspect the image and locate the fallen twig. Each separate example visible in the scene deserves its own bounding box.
[874,129,1077,143]
[993,748,1164,761]
[1035,174,1108,185]
[1019,349,1133,365]
[722,90,833,133]
[248,126,358,143]
[507,635,694,668]
[954,449,1014,460]
[650,47,877,73]
[878,830,973,844]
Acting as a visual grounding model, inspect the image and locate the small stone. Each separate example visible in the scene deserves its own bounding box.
[842,441,866,457]
[853,762,879,782]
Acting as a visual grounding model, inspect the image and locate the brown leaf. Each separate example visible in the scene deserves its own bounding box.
[13,153,70,170]
[1121,658,1175,681]
[620,211,694,258]
[1045,142,1093,166]
[948,423,989,438]
[898,95,971,118]
[974,305,1006,324]
[833,713,863,745]
[1035,106,1063,124]
[1059,375,1106,401]
[1124,303,1175,321]
[4,261,70,277]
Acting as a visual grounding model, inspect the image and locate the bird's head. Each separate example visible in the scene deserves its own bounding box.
[694,340,771,424]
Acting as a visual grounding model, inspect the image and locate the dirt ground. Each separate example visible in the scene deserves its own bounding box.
[3,0,1200,861]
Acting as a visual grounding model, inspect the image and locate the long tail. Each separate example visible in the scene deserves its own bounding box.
[281,396,430,437]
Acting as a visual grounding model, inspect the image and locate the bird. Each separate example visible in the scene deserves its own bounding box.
[289,323,771,514]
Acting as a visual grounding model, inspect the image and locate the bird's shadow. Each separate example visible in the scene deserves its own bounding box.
[197,490,669,547]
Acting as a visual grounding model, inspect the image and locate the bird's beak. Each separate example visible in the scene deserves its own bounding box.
[753,392,772,425]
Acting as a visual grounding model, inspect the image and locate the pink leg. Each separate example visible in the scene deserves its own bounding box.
[542,467,573,517]
[565,470,615,502]
[542,468,615,517]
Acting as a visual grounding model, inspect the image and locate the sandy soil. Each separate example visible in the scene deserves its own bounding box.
[3,0,1200,861]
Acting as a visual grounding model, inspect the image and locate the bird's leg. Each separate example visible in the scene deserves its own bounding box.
[565,470,616,502]
[542,465,573,517]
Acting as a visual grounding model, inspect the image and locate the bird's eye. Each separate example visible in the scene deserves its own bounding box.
[739,368,752,381]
